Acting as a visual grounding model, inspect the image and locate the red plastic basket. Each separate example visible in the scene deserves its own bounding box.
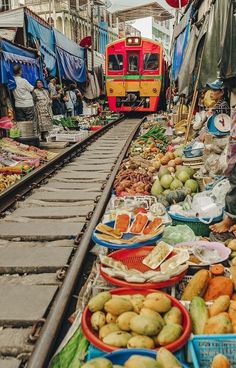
[90,125,102,131]
[100,246,187,289]
[81,288,191,353]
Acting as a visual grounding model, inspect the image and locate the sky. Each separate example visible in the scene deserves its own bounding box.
[109,0,174,14]
[109,0,175,37]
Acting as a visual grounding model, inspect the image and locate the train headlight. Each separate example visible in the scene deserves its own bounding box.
[146,98,150,102]
[126,37,141,46]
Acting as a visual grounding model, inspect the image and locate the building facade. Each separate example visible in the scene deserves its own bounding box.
[132,0,175,56]
[9,0,118,54]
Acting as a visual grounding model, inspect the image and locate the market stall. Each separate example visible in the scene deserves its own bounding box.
[0,138,57,192]
[48,112,236,368]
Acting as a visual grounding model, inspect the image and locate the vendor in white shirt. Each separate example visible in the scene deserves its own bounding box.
[13,65,35,122]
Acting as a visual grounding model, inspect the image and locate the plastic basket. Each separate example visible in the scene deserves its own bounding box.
[82,288,192,353]
[189,335,236,368]
[100,246,187,289]
[169,213,223,237]
[105,348,190,367]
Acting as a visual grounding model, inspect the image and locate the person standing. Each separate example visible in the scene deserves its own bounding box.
[74,85,83,115]
[63,84,77,117]
[33,79,53,141]
[48,77,64,116]
[13,65,35,121]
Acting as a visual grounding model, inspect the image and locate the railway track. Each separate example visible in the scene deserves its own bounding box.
[0,117,143,368]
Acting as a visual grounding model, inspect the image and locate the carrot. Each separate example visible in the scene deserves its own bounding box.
[210,264,225,276]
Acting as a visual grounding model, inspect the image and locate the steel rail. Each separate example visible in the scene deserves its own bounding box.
[0,116,124,214]
[27,117,144,368]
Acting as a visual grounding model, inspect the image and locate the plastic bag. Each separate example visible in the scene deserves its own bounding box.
[162,225,196,245]
[191,192,223,218]
[210,178,231,206]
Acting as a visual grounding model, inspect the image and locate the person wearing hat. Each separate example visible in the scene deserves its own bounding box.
[206,79,230,116]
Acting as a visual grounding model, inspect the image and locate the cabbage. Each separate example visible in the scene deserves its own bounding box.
[162,225,196,245]
[158,167,170,178]
[185,179,198,193]
[160,174,173,189]
[185,167,194,178]
[177,170,190,183]
[170,178,183,190]
[151,180,164,197]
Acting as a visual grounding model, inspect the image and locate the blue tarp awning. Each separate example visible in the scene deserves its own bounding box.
[54,29,86,83]
[0,38,43,89]
[172,23,190,81]
[172,5,193,81]
[26,14,57,75]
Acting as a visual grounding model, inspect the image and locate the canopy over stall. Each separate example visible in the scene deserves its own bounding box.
[175,0,236,96]
[54,29,86,83]
[0,7,24,41]
[0,7,86,82]
[171,5,192,81]
[0,38,43,89]
[113,1,174,22]
[26,13,57,75]
[199,0,236,85]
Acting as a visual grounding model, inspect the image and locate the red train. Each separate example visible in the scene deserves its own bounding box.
[105,36,167,113]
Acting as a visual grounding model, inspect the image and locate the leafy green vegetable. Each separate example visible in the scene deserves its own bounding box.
[49,327,89,368]
[53,117,76,128]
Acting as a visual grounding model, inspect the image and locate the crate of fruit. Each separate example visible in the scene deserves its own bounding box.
[189,334,236,368]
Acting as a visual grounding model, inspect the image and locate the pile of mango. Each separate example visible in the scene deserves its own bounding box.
[82,348,183,368]
[87,291,184,350]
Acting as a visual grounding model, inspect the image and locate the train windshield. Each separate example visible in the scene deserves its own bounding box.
[143,53,159,70]
[128,53,139,73]
[108,54,123,71]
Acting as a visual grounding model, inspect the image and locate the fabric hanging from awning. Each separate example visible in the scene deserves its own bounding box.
[199,0,236,86]
[26,15,57,75]
[172,22,190,81]
[178,13,209,95]
[54,29,86,83]
[0,39,43,89]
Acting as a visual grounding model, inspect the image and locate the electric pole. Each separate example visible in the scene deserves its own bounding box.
[91,0,94,72]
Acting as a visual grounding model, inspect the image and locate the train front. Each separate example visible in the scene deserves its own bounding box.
[106,37,164,113]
